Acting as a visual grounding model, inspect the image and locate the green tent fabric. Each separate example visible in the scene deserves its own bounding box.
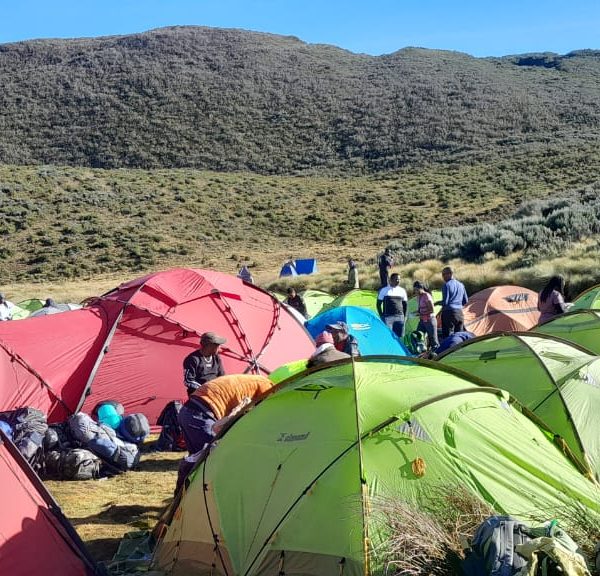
[404,289,442,343]
[9,304,31,320]
[326,289,378,313]
[533,310,600,354]
[17,299,44,313]
[300,290,334,318]
[268,359,308,384]
[151,357,599,576]
[571,284,600,311]
[438,332,600,479]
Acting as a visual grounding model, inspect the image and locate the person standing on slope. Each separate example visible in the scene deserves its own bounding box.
[347,259,360,289]
[377,273,408,338]
[378,248,394,288]
[439,267,468,338]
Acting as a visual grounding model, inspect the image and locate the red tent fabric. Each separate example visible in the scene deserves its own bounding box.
[0,269,314,424]
[0,431,99,576]
[462,285,541,336]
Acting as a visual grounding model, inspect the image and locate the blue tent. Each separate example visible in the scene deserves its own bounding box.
[306,306,411,356]
[279,259,318,277]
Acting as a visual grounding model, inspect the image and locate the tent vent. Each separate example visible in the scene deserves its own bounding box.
[479,351,498,361]
[504,293,529,303]
[397,419,431,443]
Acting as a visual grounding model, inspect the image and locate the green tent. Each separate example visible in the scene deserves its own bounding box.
[326,289,378,313]
[300,290,334,318]
[438,332,600,478]
[533,310,600,354]
[17,298,45,313]
[404,289,442,344]
[571,284,600,311]
[152,357,599,576]
[9,304,31,320]
[268,359,308,384]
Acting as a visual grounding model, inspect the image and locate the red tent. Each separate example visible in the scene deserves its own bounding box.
[0,269,314,424]
[0,430,100,576]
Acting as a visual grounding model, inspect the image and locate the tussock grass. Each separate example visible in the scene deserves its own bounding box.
[372,486,494,576]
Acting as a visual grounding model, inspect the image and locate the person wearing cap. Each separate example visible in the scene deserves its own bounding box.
[439,267,468,338]
[413,281,439,350]
[0,293,15,321]
[378,248,394,288]
[183,332,226,397]
[285,287,308,319]
[326,321,360,357]
[377,273,408,338]
[307,331,351,368]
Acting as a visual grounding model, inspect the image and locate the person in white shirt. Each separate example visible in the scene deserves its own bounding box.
[0,293,15,321]
[377,274,408,338]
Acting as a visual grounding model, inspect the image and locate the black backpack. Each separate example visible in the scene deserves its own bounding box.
[59,448,102,481]
[156,401,186,452]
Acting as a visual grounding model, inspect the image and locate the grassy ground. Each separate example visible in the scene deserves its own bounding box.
[46,447,181,563]
[1,151,598,283]
[3,238,600,304]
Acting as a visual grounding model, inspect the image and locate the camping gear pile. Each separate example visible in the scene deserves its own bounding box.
[0,401,149,481]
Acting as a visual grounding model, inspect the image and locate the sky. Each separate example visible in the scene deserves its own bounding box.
[0,0,599,57]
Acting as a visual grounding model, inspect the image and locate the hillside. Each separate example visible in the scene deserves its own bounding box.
[0,26,599,173]
[2,151,600,282]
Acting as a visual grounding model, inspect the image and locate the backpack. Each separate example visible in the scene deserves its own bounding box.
[92,400,125,429]
[112,440,140,471]
[58,448,102,481]
[156,401,186,452]
[462,516,532,576]
[1,407,48,472]
[408,330,428,355]
[118,414,150,444]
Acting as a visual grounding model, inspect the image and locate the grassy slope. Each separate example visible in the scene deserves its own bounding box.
[2,144,600,287]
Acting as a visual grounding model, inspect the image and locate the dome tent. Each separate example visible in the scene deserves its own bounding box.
[463,285,540,335]
[438,331,600,478]
[300,289,334,318]
[571,283,600,311]
[305,305,410,356]
[326,289,378,313]
[151,357,599,576]
[0,269,314,425]
[0,429,102,576]
[533,310,600,354]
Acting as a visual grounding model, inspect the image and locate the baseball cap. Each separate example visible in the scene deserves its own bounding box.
[326,321,348,332]
[200,331,226,345]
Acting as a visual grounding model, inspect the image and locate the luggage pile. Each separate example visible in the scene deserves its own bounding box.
[0,401,150,480]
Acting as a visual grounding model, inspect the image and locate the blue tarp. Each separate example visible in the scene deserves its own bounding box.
[279,259,318,277]
[305,306,411,356]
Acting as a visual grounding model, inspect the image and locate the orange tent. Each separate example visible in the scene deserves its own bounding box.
[462,285,540,336]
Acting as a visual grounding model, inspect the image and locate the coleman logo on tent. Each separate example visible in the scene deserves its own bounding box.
[277,432,310,442]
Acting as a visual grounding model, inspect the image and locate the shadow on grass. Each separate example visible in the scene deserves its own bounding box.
[86,537,123,563]
[136,454,182,473]
[72,504,166,526]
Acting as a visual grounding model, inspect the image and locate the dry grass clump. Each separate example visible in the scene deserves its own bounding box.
[372,486,494,576]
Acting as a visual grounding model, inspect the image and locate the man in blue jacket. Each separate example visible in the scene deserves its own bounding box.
[439,267,469,338]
